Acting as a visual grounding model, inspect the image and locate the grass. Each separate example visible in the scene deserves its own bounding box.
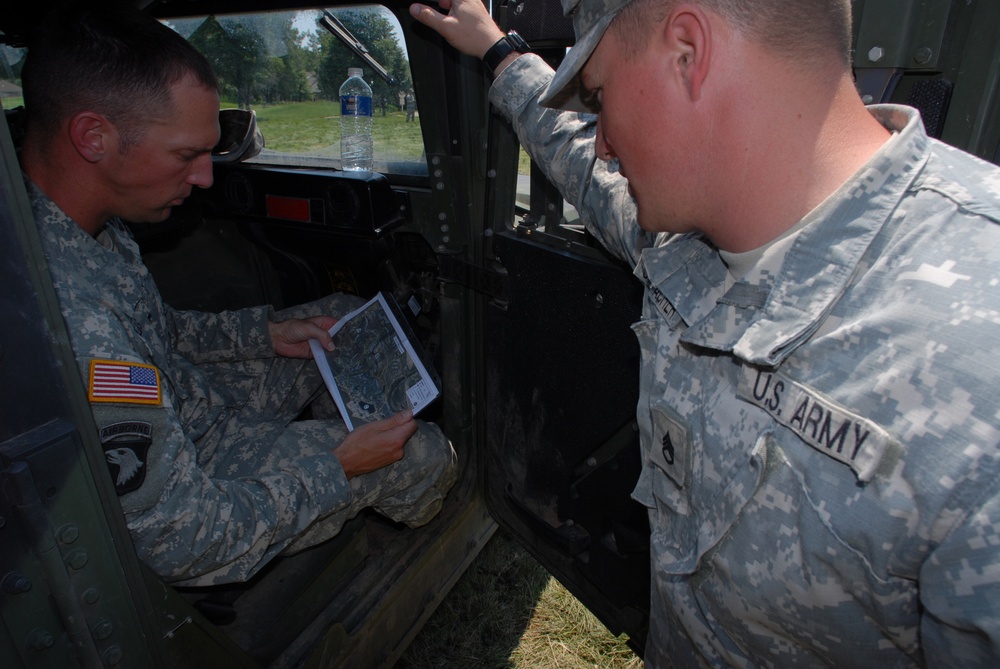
[395,529,642,669]
[250,100,425,163]
[252,100,342,153]
[246,99,533,172]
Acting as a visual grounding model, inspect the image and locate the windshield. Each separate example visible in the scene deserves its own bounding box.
[167,6,427,176]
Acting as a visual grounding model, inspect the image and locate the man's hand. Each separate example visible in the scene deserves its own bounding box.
[333,410,419,479]
[409,0,505,58]
[268,316,336,359]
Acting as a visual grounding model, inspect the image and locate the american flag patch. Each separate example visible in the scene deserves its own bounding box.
[88,360,161,405]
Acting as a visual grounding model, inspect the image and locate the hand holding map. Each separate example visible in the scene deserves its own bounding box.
[309,292,440,431]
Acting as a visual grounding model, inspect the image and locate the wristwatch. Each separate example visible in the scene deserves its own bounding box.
[483,31,530,79]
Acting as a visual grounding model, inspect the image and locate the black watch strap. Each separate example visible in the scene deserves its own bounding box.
[483,31,530,79]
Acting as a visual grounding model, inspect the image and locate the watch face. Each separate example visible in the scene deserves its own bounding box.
[508,31,530,52]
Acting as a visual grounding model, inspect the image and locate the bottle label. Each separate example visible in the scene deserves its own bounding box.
[341,95,373,117]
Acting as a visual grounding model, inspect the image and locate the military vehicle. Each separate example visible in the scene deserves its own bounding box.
[2,0,999,667]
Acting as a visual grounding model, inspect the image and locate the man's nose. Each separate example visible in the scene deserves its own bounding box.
[188,153,215,189]
[595,115,616,162]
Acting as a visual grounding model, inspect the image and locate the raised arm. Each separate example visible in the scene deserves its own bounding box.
[409,0,505,60]
[410,0,652,266]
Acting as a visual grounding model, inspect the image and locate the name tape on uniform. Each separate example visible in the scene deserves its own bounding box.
[737,366,892,482]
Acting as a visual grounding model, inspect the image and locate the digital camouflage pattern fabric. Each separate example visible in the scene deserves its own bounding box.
[493,54,1000,667]
[28,179,456,587]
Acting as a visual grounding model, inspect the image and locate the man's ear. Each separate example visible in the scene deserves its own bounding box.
[68,111,113,163]
[666,5,712,102]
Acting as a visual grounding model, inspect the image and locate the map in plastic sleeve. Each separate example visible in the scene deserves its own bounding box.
[309,292,440,431]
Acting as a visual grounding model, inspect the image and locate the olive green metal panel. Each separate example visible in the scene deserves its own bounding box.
[853,0,1000,162]
[0,91,172,668]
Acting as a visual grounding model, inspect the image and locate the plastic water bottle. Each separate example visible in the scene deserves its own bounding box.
[340,67,373,171]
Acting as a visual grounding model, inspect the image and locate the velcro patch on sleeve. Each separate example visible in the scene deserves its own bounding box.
[88,359,162,406]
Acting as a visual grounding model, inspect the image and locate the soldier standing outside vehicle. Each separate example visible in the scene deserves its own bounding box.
[411,0,1000,665]
[18,0,457,587]
[405,89,417,122]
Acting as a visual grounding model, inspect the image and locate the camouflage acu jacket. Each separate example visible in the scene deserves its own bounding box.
[26,182,351,585]
[493,54,1000,667]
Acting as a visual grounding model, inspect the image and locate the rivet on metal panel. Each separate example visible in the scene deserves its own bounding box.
[2,572,32,594]
[102,645,124,665]
[26,629,54,651]
[65,548,89,570]
[93,619,114,640]
[57,524,80,544]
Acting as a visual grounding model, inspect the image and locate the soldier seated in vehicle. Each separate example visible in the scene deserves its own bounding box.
[17,0,457,587]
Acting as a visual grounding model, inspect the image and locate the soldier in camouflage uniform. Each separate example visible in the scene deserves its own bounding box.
[19,3,456,587]
[412,0,1000,665]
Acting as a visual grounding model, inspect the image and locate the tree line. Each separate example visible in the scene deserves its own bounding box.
[177,9,413,111]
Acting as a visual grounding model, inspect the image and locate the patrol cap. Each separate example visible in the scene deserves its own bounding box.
[538,0,636,112]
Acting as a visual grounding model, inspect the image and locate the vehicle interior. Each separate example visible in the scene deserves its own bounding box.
[3,0,1000,667]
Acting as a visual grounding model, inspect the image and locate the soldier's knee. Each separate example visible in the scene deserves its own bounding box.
[411,421,457,491]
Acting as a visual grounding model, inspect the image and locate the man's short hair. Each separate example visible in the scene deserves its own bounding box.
[613,0,853,69]
[21,0,218,151]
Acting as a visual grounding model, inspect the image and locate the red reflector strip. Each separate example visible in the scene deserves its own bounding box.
[266,195,311,222]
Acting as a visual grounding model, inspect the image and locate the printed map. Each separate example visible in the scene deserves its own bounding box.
[310,293,439,430]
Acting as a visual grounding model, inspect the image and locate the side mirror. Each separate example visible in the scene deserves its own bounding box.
[212,108,264,164]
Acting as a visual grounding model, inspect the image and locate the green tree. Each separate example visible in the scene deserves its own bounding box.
[1,44,25,85]
[222,22,266,109]
[316,9,412,109]
[275,22,315,102]
[189,16,267,109]
[188,12,314,107]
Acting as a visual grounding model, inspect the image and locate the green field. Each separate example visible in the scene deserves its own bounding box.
[248,99,532,173]
[249,100,426,163]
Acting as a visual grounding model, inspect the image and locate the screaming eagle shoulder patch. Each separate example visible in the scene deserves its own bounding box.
[100,420,153,495]
[88,359,161,405]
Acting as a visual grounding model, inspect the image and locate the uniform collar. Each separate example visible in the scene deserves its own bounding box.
[639,105,930,366]
[25,175,131,252]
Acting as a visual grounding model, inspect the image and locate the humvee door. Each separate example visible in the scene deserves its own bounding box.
[477,0,651,653]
